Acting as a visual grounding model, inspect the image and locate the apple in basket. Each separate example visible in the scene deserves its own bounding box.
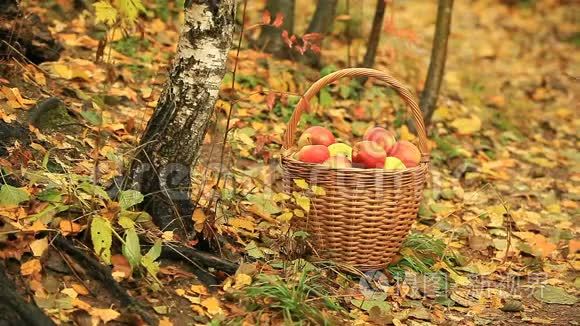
[352,141,387,168]
[296,145,330,163]
[388,140,421,167]
[297,126,336,147]
[363,127,397,153]
[324,155,352,168]
[384,156,406,170]
[328,143,352,159]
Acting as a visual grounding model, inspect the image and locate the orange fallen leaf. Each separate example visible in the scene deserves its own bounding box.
[59,220,82,236]
[21,258,42,276]
[569,239,580,254]
[72,298,93,311]
[201,297,222,315]
[192,209,206,233]
[71,283,90,296]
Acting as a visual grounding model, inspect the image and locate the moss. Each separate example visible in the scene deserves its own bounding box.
[27,98,79,133]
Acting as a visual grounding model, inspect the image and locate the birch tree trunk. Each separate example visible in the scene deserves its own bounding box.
[128,0,235,233]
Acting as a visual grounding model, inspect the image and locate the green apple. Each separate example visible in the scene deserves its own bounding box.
[384,156,406,170]
[328,143,352,159]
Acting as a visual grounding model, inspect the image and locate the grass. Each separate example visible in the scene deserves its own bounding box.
[244,270,342,325]
[388,233,459,279]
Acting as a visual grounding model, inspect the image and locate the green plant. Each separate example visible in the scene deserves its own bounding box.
[388,233,459,280]
[94,0,146,28]
[244,271,341,325]
[112,36,151,58]
[235,74,265,88]
[430,135,464,165]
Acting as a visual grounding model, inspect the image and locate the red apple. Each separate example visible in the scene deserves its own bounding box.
[363,127,397,152]
[296,145,330,164]
[352,141,387,168]
[388,141,421,167]
[297,126,335,148]
[323,155,352,169]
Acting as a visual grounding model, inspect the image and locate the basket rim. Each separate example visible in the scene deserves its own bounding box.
[281,154,429,175]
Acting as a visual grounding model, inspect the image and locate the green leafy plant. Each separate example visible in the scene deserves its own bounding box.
[94,0,146,28]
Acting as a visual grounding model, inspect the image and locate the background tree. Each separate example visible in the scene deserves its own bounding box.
[361,0,387,68]
[420,0,454,126]
[301,0,339,66]
[126,0,236,233]
[256,0,295,56]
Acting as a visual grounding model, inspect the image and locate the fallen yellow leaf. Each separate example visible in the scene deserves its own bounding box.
[190,284,208,295]
[228,217,255,232]
[451,115,482,135]
[233,273,252,289]
[90,308,120,324]
[29,238,48,257]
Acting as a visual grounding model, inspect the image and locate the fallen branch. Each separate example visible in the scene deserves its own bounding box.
[52,236,157,326]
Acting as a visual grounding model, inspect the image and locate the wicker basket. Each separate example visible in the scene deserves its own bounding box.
[280,68,430,271]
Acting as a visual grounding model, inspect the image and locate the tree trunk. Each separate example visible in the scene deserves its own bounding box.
[301,0,338,67]
[362,0,387,68]
[257,0,295,57]
[127,0,236,234]
[420,0,454,126]
[306,0,338,36]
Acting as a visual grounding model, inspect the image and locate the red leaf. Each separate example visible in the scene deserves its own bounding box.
[295,45,305,55]
[262,10,271,25]
[302,33,324,42]
[272,12,284,27]
[281,30,293,48]
[309,44,321,54]
[266,92,277,110]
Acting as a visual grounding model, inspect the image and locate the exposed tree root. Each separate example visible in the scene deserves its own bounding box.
[53,236,158,326]
[159,244,239,288]
[0,263,55,326]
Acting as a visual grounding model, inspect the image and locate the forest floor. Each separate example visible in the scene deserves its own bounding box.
[0,0,578,325]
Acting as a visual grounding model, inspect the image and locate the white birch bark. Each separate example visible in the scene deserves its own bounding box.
[129,0,236,231]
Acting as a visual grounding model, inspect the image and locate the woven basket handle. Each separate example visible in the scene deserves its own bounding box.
[282,68,429,162]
